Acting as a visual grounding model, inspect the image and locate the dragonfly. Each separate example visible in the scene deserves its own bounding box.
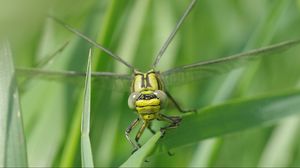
[16,0,300,153]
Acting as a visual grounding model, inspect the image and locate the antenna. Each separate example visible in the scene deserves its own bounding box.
[49,16,135,70]
[152,0,197,68]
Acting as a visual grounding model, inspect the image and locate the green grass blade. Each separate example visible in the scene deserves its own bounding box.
[189,139,222,167]
[120,132,162,167]
[161,89,300,149]
[258,117,300,167]
[81,49,94,167]
[0,41,28,167]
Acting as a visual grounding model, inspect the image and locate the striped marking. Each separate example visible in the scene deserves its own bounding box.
[132,70,163,92]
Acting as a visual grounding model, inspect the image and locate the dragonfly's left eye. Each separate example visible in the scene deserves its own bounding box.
[128,92,141,109]
[154,90,167,108]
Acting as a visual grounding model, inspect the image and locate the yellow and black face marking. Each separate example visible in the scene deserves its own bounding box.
[131,69,164,92]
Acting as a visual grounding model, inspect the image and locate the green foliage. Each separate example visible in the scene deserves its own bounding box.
[0,42,27,167]
[120,132,162,167]
[2,0,300,167]
[162,89,300,148]
[81,49,94,167]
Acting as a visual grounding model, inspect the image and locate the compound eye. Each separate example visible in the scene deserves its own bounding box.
[154,90,167,108]
[128,92,141,109]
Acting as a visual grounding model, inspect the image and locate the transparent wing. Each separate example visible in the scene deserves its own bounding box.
[161,39,300,86]
[16,67,133,92]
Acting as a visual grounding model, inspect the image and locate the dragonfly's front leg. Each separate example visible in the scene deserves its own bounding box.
[158,113,182,135]
[125,118,140,153]
[132,121,149,154]
[165,90,197,113]
[147,122,156,134]
[158,113,182,156]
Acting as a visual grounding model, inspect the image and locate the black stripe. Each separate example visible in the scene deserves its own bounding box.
[155,72,163,90]
[132,77,135,91]
[135,74,144,89]
[145,73,152,88]
[141,75,145,88]
[157,75,161,90]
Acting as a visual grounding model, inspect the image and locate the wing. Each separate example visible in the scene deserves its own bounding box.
[161,39,300,87]
[16,67,133,92]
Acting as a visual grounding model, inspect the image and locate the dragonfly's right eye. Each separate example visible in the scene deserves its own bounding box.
[128,92,141,109]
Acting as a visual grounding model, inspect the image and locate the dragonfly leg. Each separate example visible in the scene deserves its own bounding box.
[132,121,149,154]
[155,114,181,157]
[158,114,182,137]
[147,122,156,134]
[165,90,197,113]
[125,118,140,153]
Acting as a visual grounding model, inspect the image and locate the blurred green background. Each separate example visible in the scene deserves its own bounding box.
[2,0,300,167]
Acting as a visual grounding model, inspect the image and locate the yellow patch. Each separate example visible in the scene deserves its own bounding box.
[147,73,158,90]
[141,114,157,120]
[133,75,143,92]
[136,106,160,113]
[140,90,153,94]
[135,99,160,107]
